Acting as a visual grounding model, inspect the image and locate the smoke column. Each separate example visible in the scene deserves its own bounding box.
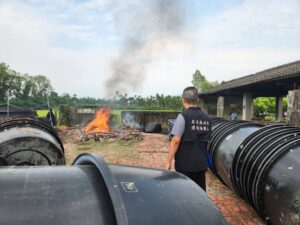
[104,0,186,97]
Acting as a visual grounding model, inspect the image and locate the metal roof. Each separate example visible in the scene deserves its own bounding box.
[199,60,300,96]
[0,104,35,114]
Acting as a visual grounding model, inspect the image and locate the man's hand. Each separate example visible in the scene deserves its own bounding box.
[166,160,172,170]
[166,135,181,171]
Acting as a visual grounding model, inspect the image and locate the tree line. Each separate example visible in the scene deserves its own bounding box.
[0,62,285,120]
[0,63,182,110]
[0,63,53,107]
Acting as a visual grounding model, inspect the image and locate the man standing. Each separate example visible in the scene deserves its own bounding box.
[166,87,211,191]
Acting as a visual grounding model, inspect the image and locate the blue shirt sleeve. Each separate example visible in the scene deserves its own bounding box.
[171,114,185,137]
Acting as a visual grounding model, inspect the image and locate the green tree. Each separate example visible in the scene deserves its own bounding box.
[192,69,219,92]
[253,97,276,119]
[31,75,53,97]
[283,98,288,112]
[0,63,14,100]
[21,75,35,99]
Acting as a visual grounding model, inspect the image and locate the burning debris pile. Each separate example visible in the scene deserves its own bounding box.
[83,108,111,133]
[81,108,143,143]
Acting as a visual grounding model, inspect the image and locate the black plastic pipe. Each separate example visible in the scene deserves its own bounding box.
[0,153,228,225]
[0,117,65,166]
[209,120,262,188]
[209,120,300,225]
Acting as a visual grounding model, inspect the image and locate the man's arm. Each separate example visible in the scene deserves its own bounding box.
[166,135,181,170]
[166,114,185,170]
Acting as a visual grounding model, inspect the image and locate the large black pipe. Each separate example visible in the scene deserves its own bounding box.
[209,120,262,188]
[0,153,228,225]
[0,117,65,166]
[209,119,300,225]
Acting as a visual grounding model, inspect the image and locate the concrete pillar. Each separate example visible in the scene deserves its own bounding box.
[287,90,300,127]
[242,93,253,121]
[275,96,284,121]
[217,96,224,118]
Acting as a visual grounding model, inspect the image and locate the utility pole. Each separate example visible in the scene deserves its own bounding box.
[7,94,14,118]
[47,91,53,126]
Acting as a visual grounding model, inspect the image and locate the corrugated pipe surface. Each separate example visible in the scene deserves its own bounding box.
[209,119,300,225]
[0,116,65,166]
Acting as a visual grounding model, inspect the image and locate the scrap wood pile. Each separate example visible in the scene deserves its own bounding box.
[81,129,143,142]
[57,126,143,143]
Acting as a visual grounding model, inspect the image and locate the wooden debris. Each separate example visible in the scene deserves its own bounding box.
[80,127,143,142]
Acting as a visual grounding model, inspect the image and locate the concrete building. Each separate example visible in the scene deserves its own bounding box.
[69,105,102,126]
[199,61,300,127]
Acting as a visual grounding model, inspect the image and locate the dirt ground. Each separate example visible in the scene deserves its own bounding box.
[60,129,264,225]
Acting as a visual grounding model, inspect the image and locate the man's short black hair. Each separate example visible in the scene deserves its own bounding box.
[182,86,199,104]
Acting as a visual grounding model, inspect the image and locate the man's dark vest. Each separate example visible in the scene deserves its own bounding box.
[175,107,211,172]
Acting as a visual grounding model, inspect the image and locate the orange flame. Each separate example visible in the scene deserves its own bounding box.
[83,108,111,133]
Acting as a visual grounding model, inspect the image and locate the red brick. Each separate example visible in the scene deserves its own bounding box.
[239,204,252,213]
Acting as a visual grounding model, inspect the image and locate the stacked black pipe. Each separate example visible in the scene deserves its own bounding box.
[0,153,228,225]
[0,116,65,166]
[0,116,228,225]
[209,119,300,225]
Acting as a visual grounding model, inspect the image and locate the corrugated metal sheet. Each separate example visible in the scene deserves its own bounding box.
[199,60,300,95]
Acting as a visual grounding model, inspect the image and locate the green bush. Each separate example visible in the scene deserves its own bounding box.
[253,97,288,120]
[110,114,122,127]
[59,105,71,126]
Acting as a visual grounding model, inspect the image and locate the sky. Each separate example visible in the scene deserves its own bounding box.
[0,0,299,98]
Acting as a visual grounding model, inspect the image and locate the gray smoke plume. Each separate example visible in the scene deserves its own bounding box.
[122,112,141,129]
[104,0,186,97]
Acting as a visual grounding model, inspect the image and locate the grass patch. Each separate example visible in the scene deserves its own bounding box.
[36,109,60,118]
[65,139,140,165]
